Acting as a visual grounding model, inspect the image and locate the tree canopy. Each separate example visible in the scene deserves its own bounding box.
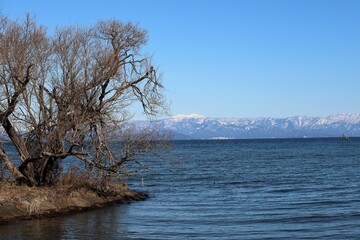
[0,14,166,186]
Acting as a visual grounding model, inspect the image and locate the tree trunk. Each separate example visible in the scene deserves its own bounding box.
[2,118,31,161]
[0,147,23,179]
[2,118,36,185]
[0,147,32,185]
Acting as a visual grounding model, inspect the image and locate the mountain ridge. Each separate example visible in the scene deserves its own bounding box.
[146,113,360,139]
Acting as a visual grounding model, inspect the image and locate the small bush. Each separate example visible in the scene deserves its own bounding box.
[57,165,92,187]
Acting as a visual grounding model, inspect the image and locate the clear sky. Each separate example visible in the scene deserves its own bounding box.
[1,0,359,119]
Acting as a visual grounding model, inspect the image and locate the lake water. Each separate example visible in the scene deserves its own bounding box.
[1,138,360,239]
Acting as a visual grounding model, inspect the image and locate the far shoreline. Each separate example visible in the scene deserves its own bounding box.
[171,136,359,141]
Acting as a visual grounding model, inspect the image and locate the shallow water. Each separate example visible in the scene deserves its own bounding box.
[1,138,360,239]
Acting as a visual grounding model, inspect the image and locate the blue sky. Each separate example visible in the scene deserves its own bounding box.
[1,0,359,119]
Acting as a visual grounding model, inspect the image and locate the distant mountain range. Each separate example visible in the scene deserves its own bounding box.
[140,113,360,140]
[2,114,359,141]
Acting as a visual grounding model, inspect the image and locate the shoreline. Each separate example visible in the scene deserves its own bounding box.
[0,181,148,224]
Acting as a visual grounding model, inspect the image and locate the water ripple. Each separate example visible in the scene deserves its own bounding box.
[1,138,360,239]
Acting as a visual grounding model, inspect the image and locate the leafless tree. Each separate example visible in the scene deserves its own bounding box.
[0,14,167,186]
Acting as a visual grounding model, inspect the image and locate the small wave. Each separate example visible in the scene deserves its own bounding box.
[269,188,303,193]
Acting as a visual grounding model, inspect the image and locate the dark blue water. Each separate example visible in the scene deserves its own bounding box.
[1,138,360,239]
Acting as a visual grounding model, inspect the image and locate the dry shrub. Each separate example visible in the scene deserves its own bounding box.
[57,165,92,188]
[57,165,119,198]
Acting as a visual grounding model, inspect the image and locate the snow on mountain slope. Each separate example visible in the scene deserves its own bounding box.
[149,113,360,139]
[171,114,206,121]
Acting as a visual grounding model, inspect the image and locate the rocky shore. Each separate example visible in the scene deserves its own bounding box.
[0,181,148,223]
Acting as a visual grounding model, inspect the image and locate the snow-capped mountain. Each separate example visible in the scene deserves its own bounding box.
[147,113,360,139]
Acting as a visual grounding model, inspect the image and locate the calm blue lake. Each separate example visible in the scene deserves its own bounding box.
[1,138,360,239]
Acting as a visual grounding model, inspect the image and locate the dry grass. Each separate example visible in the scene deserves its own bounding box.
[55,165,125,198]
[0,165,128,205]
[57,165,92,186]
[0,164,145,222]
[0,175,147,223]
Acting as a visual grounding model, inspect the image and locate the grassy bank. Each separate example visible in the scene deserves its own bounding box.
[0,180,148,223]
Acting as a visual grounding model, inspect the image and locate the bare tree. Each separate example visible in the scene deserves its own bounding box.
[0,14,167,186]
